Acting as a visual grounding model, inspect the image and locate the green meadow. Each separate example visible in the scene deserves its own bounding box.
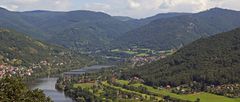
[116,80,240,102]
[73,83,94,89]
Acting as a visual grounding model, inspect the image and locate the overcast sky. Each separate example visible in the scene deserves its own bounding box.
[0,0,239,18]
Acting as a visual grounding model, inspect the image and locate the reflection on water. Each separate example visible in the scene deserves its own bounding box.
[29,78,73,102]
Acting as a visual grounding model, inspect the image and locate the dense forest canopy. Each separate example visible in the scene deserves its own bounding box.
[115,8,240,50]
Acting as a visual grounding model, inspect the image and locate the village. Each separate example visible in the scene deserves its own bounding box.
[130,49,176,66]
[0,58,66,78]
[0,64,33,78]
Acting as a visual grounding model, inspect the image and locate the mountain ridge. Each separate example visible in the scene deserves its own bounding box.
[114,8,240,50]
[1,7,240,52]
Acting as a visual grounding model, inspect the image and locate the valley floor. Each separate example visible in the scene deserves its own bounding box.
[61,77,240,102]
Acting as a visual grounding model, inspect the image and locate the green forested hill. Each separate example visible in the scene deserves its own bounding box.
[0,8,45,39]
[115,8,240,50]
[0,8,137,50]
[0,29,93,76]
[127,12,190,28]
[125,28,240,87]
[2,7,240,54]
[0,7,194,52]
[46,11,135,50]
[113,16,135,21]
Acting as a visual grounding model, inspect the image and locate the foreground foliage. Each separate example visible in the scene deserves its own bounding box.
[0,77,52,102]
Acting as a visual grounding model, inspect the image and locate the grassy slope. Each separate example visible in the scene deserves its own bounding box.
[73,83,94,89]
[117,80,240,102]
[101,81,162,101]
[72,79,240,102]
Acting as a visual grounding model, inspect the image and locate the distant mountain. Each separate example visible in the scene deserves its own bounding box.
[2,7,240,53]
[46,11,136,50]
[0,29,92,72]
[116,8,240,50]
[129,13,190,27]
[0,8,45,39]
[113,16,135,21]
[125,28,240,86]
[0,7,136,50]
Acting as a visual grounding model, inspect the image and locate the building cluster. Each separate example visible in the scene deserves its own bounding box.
[208,84,240,98]
[131,55,166,66]
[0,64,33,78]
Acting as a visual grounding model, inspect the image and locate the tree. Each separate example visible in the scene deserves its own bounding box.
[195,98,201,102]
[0,77,52,102]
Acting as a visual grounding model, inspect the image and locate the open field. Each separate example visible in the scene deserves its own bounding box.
[158,89,240,102]
[136,53,149,57]
[116,79,129,85]
[101,81,162,101]
[115,80,240,102]
[111,49,138,54]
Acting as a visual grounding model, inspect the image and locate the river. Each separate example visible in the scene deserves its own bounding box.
[29,78,73,102]
[28,65,112,102]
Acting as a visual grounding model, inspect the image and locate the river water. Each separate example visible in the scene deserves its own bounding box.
[29,78,73,102]
[28,65,112,102]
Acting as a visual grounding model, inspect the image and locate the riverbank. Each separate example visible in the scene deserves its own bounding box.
[28,78,73,102]
[28,65,113,102]
[56,65,240,102]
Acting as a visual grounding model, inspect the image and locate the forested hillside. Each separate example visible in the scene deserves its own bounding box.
[0,7,193,52]
[127,12,190,27]
[0,29,93,78]
[2,7,240,55]
[0,8,44,39]
[125,28,240,87]
[0,7,136,50]
[116,8,240,50]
